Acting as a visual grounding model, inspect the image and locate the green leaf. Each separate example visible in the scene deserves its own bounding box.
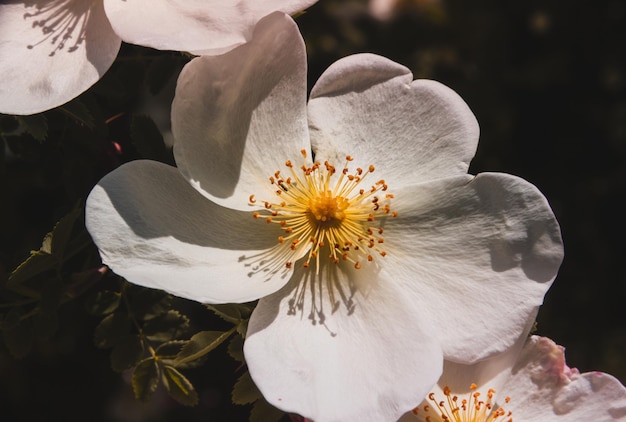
[143,310,189,342]
[132,358,160,402]
[227,333,245,363]
[49,207,81,261]
[85,290,121,316]
[94,310,131,349]
[156,340,187,360]
[161,365,198,406]
[8,208,81,285]
[129,286,171,321]
[110,334,144,372]
[236,318,249,338]
[16,114,47,141]
[205,303,253,324]
[250,397,286,422]
[174,329,234,366]
[58,100,95,129]
[41,233,52,254]
[232,370,261,405]
[157,340,206,369]
[8,250,56,286]
[130,115,170,162]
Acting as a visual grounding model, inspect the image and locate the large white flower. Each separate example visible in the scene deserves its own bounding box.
[85,12,563,422]
[404,335,626,421]
[0,0,317,115]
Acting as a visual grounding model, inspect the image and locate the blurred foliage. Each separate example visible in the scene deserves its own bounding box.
[1,0,626,421]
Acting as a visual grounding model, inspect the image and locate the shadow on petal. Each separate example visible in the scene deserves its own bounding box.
[248,256,382,337]
[20,0,97,56]
[91,160,280,251]
[489,220,562,283]
[172,12,308,200]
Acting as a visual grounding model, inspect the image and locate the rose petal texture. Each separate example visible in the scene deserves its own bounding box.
[85,160,292,303]
[245,260,444,422]
[103,0,318,55]
[0,0,121,115]
[385,173,563,363]
[505,336,626,421]
[308,53,480,190]
[171,12,310,211]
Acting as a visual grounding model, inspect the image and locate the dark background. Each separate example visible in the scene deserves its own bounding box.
[1,0,624,420]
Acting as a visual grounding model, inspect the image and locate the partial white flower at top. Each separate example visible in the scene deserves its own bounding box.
[0,0,317,115]
[403,335,626,421]
[85,12,564,422]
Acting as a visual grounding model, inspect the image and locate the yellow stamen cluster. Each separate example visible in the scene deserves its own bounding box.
[412,384,512,422]
[250,150,396,273]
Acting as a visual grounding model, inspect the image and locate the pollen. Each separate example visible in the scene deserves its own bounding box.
[411,384,513,422]
[250,153,396,272]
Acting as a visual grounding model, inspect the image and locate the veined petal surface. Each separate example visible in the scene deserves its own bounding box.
[172,12,310,211]
[245,260,443,422]
[381,173,563,363]
[308,54,479,189]
[0,0,121,115]
[85,160,292,303]
[103,0,317,55]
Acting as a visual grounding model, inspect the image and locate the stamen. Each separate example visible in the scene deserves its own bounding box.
[249,155,397,274]
[413,384,513,422]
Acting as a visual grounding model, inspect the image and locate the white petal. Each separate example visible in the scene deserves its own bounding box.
[85,160,292,303]
[399,318,534,422]
[245,260,443,422]
[171,12,310,211]
[103,0,317,55]
[381,173,563,363]
[0,0,120,115]
[308,54,479,189]
[504,336,626,421]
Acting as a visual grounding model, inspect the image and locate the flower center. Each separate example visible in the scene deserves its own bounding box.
[309,191,348,223]
[412,384,512,422]
[250,150,397,273]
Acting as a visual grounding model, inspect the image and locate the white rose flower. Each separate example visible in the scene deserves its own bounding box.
[86,12,563,422]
